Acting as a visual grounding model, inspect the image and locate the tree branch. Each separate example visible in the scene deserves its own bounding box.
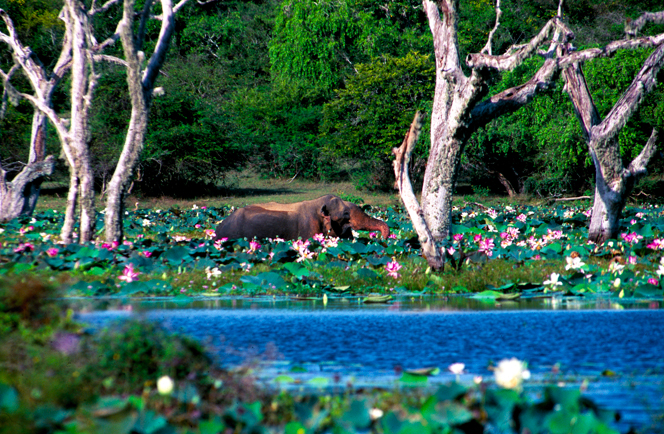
[89,0,123,16]
[392,111,444,270]
[480,0,502,56]
[92,53,127,67]
[591,43,664,144]
[142,0,178,88]
[469,57,559,130]
[628,128,658,178]
[626,11,664,38]
[560,33,664,66]
[467,17,565,70]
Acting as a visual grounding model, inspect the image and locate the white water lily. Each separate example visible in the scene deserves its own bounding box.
[608,261,625,275]
[543,272,563,287]
[494,358,530,390]
[157,375,174,395]
[564,256,585,270]
[369,408,384,420]
[448,363,465,375]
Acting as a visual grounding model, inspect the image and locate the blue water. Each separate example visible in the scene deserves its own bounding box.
[77,298,664,433]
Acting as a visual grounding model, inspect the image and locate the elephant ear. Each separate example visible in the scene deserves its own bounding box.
[320,204,330,217]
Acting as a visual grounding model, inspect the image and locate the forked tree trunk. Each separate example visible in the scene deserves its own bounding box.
[417,0,566,243]
[562,40,664,243]
[104,0,179,243]
[0,114,54,221]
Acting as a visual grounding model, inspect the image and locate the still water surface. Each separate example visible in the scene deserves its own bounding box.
[77,296,664,433]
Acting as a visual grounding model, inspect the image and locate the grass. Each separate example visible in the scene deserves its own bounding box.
[37,171,403,213]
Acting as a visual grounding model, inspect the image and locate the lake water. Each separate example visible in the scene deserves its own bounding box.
[76,296,664,433]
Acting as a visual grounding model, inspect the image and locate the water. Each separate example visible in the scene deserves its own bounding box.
[76,296,664,433]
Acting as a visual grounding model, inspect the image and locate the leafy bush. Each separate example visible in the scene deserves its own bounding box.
[85,320,211,393]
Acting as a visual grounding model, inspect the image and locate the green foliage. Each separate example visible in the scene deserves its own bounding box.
[225,82,327,179]
[322,52,434,189]
[86,320,211,393]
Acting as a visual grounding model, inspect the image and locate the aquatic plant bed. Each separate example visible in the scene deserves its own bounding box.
[3,202,664,299]
[3,201,664,433]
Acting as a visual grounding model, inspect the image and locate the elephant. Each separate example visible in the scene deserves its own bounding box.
[250,196,390,239]
[214,194,352,241]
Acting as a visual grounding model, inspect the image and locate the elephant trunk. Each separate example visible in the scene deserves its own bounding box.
[348,203,391,238]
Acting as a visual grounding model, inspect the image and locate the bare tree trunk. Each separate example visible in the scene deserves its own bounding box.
[104,0,181,243]
[0,157,55,221]
[393,111,444,269]
[61,170,79,244]
[417,0,566,241]
[65,0,97,242]
[562,34,664,243]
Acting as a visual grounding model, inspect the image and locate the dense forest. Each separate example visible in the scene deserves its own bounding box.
[1,0,663,198]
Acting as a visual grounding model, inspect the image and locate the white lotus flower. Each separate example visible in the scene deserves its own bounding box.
[448,363,465,375]
[494,358,530,390]
[543,272,563,287]
[157,375,174,395]
[565,256,585,270]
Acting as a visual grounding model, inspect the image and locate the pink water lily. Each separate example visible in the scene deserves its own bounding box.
[385,259,402,279]
[249,240,262,253]
[14,243,34,253]
[648,278,659,286]
[478,238,494,257]
[452,233,464,242]
[118,263,140,283]
[46,247,59,257]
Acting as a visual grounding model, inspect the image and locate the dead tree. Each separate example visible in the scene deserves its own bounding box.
[561,12,664,243]
[104,0,191,243]
[395,0,664,269]
[0,9,69,222]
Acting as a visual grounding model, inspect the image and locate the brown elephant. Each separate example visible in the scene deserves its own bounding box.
[214,195,352,241]
[257,197,390,239]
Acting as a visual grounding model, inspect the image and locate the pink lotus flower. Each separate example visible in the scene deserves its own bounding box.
[204,229,216,239]
[46,248,59,257]
[369,232,377,238]
[647,238,664,250]
[628,256,637,264]
[14,243,34,253]
[648,278,659,286]
[249,240,261,253]
[118,263,140,283]
[453,234,464,242]
[142,250,152,258]
[473,234,482,243]
[620,232,643,244]
[385,260,402,279]
[516,214,527,223]
[19,225,34,235]
[478,238,494,257]
[313,233,325,243]
[388,234,397,239]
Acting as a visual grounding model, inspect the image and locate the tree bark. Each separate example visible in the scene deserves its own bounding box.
[418,0,567,241]
[393,111,444,270]
[0,156,55,222]
[104,0,181,243]
[562,20,664,243]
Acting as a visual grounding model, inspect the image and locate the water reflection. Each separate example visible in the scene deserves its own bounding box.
[68,294,662,313]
